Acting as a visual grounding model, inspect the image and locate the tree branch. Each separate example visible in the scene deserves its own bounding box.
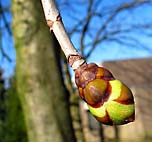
[0,46,12,62]
[0,2,12,35]
[0,2,12,62]
[66,0,152,59]
[80,0,93,56]
[41,0,86,70]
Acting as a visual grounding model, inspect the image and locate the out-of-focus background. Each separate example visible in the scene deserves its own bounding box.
[0,0,152,142]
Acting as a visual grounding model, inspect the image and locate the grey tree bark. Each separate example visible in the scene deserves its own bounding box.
[12,0,76,142]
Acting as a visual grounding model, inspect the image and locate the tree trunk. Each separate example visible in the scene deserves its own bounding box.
[12,0,76,142]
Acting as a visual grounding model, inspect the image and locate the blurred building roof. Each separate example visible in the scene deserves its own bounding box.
[102,57,152,87]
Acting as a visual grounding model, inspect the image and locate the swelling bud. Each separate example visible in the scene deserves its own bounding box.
[75,63,135,125]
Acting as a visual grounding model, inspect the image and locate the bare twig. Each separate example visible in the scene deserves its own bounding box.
[80,0,93,56]
[41,0,86,70]
[0,2,12,35]
[0,2,12,62]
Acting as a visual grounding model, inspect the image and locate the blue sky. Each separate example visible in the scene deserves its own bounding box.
[0,0,16,79]
[59,0,152,64]
[0,0,152,79]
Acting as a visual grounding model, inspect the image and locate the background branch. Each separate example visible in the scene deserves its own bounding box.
[58,0,152,60]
